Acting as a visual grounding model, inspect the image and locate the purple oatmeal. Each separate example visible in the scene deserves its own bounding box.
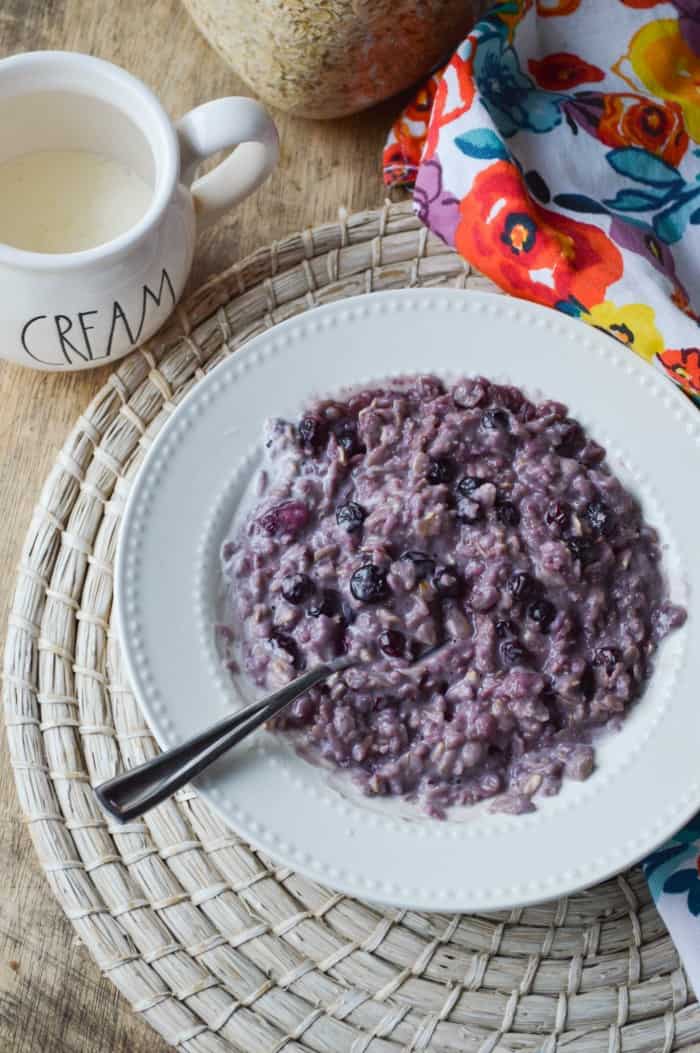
[219,376,686,817]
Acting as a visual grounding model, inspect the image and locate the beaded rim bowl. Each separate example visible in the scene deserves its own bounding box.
[117,287,696,913]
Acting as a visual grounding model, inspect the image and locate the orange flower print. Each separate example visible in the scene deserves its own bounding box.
[383,74,440,187]
[425,39,476,162]
[536,0,581,14]
[657,348,700,397]
[625,19,700,142]
[455,161,623,310]
[598,94,688,165]
[529,53,604,90]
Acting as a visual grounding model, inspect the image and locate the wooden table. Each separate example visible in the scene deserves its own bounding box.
[0,3,397,1048]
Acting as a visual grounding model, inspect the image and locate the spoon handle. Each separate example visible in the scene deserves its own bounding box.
[95,661,343,822]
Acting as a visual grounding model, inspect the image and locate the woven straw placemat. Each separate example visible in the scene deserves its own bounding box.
[4,200,698,1053]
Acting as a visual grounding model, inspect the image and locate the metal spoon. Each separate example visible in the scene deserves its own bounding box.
[95,654,358,823]
[95,637,452,823]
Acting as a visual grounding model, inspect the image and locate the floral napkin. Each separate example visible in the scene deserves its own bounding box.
[383,0,700,979]
[384,0,700,404]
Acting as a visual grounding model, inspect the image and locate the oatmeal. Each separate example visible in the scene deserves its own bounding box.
[220,376,686,816]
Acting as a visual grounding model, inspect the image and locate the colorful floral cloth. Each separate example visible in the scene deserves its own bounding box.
[383,0,700,404]
[383,0,700,982]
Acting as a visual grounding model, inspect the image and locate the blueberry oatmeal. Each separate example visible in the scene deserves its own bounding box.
[219,376,686,817]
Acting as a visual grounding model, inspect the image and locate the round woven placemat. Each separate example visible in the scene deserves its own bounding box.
[4,200,698,1053]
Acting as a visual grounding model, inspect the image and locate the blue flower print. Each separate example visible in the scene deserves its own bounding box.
[603,147,700,245]
[662,864,700,916]
[643,819,700,904]
[473,31,563,138]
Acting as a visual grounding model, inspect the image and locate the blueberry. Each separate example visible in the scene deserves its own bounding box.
[545,500,569,530]
[260,500,309,536]
[332,418,364,457]
[580,664,596,701]
[270,629,301,668]
[499,639,530,666]
[496,500,520,527]
[482,408,509,430]
[567,537,597,565]
[350,564,389,604]
[584,500,613,537]
[298,415,327,449]
[433,565,461,597]
[528,599,556,631]
[336,501,366,533]
[426,457,454,485]
[400,550,435,579]
[495,619,518,638]
[593,646,619,673]
[457,475,487,497]
[338,433,362,457]
[281,573,313,605]
[507,571,539,601]
[379,629,406,658]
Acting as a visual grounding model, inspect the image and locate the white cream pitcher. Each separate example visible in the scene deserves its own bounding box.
[0,51,279,370]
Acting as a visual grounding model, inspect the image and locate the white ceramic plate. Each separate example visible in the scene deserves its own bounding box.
[116,289,698,911]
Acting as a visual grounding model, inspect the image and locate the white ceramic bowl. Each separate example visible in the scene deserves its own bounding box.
[116,289,697,911]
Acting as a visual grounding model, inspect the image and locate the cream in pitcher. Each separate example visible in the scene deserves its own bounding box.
[0,52,279,371]
[0,149,153,253]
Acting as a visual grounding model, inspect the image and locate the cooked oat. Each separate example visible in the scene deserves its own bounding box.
[220,376,686,816]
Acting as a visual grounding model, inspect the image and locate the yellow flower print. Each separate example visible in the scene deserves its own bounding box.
[584,301,665,363]
[625,20,700,142]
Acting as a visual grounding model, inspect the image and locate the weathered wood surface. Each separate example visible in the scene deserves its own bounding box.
[0,2,395,1048]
